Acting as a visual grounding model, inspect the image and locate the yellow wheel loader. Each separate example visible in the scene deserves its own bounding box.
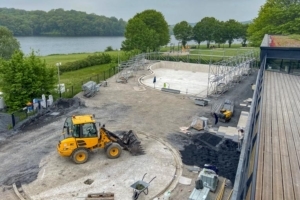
[57,115,144,164]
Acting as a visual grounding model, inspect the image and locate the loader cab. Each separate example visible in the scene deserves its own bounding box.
[62,116,98,139]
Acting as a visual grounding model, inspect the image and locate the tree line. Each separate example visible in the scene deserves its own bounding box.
[0,8,126,36]
[248,0,300,46]
[173,18,248,48]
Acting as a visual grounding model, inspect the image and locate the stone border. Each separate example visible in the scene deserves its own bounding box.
[137,131,183,199]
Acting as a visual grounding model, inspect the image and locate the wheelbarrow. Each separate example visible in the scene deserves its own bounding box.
[130,173,156,200]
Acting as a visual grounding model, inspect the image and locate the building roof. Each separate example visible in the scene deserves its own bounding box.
[261,34,300,48]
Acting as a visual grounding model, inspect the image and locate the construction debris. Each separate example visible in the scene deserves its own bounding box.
[187,166,201,173]
[194,98,209,106]
[243,98,252,104]
[82,81,101,98]
[85,193,114,200]
[180,127,191,134]
[191,117,204,131]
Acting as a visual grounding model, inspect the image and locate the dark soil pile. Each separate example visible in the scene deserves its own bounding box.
[180,133,240,184]
[19,97,85,131]
[53,97,84,111]
[193,132,222,150]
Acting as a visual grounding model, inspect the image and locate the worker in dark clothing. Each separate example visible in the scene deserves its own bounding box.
[213,113,218,125]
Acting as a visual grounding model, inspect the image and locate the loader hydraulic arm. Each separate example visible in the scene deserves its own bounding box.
[99,126,145,156]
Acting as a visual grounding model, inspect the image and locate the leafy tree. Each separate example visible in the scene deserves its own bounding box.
[122,17,159,52]
[134,10,170,47]
[173,21,193,48]
[122,9,169,52]
[0,26,20,59]
[241,24,249,47]
[193,22,205,48]
[194,17,219,48]
[0,51,56,111]
[213,21,227,48]
[248,0,300,46]
[224,19,243,48]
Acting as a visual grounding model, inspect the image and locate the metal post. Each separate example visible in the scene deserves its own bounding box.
[118,49,120,66]
[11,113,15,127]
[56,62,62,98]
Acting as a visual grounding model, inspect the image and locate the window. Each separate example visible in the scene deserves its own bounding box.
[266,58,300,75]
[62,117,73,138]
[64,117,72,130]
[266,58,281,71]
[81,123,97,138]
[72,125,80,138]
[290,60,300,75]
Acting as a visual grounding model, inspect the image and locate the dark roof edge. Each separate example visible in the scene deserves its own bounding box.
[260,46,300,51]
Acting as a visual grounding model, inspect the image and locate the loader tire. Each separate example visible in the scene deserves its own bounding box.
[106,143,122,159]
[72,149,89,164]
[104,142,112,152]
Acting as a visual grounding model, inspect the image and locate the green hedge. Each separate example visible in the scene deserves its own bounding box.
[59,53,112,72]
[147,55,223,64]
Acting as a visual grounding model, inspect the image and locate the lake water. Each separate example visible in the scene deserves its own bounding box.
[16,35,240,56]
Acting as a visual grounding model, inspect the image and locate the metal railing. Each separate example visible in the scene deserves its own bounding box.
[231,56,266,200]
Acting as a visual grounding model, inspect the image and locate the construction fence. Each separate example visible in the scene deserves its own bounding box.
[56,66,118,99]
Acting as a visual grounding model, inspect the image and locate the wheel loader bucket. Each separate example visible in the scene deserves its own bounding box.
[121,130,145,156]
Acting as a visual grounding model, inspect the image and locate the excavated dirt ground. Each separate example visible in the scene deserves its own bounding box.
[0,63,258,200]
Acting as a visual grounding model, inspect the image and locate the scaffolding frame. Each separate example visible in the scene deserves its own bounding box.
[115,49,258,97]
[207,50,257,97]
[115,53,149,82]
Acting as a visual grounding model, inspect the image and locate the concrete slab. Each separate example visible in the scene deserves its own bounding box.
[178,176,192,185]
[22,134,177,200]
[141,62,209,97]
[237,111,249,129]
[217,126,239,142]
[217,126,227,136]
[49,112,60,116]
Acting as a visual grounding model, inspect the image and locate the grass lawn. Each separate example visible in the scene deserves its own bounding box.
[59,63,113,86]
[41,51,126,66]
[56,62,115,98]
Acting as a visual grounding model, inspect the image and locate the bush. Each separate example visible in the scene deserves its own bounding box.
[105,46,114,52]
[147,55,222,64]
[59,53,112,72]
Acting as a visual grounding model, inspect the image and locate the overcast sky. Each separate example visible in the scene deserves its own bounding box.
[1,0,266,24]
